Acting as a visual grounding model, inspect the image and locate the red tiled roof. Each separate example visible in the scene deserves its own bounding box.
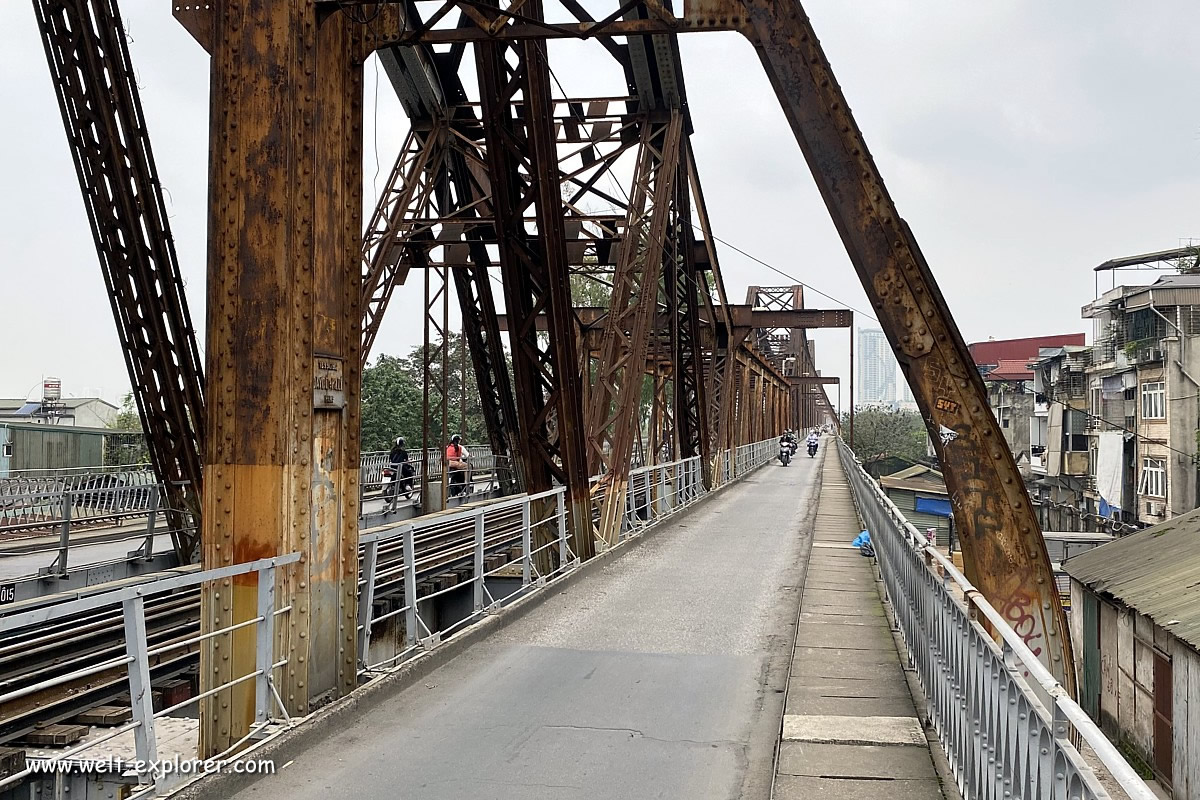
[968,334,1085,367]
[987,359,1034,381]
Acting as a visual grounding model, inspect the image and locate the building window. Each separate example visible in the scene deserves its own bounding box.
[1141,381,1165,420]
[1,443,10,458]
[1139,457,1166,498]
[1064,409,1088,452]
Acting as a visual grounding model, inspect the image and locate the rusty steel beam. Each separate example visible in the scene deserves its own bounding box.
[740,0,1073,687]
[34,0,206,563]
[194,4,367,754]
[498,306,849,332]
[475,3,595,562]
[586,113,684,547]
[669,160,712,478]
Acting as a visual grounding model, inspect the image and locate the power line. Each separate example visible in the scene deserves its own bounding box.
[696,227,879,323]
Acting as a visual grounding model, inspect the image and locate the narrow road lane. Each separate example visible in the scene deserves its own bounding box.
[233,453,823,800]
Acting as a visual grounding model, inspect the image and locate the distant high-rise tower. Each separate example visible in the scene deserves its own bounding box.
[858,328,898,405]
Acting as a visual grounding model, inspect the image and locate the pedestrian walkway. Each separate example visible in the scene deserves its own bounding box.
[225,452,824,800]
[772,451,946,799]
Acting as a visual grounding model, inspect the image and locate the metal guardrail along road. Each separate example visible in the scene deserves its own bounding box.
[837,437,1155,800]
[0,439,780,796]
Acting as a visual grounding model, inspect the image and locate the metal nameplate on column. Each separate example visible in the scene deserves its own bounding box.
[313,356,346,410]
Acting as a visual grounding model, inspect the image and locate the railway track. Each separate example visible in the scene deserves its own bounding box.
[0,502,530,745]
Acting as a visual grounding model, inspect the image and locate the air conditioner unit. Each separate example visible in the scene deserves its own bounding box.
[1148,502,1166,517]
[1136,348,1165,364]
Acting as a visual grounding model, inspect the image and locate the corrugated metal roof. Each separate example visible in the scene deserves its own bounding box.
[968,334,1086,368]
[880,464,947,494]
[1123,274,1200,310]
[885,464,943,481]
[1063,506,1200,650]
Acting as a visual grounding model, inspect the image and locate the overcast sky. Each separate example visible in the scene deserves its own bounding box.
[1,1,1197,412]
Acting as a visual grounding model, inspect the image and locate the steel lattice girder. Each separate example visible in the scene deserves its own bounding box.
[359,118,524,494]
[361,126,450,364]
[585,114,684,547]
[475,5,595,562]
[34,0,206,563]
[668,160,712,478]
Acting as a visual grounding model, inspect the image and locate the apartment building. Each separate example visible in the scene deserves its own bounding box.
[1028,345,1095,531]
[1083,275,1200,526]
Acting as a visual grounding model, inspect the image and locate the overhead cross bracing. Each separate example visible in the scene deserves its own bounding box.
[744,286,842,431]
[31,0,1075,755]
[356,7,790,554]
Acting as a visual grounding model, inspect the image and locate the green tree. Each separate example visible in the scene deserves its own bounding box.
[360,354,424,452]
[570,272,612,308]
[842,407,931,465]
[105,392,150,466]
[360,333,504,452]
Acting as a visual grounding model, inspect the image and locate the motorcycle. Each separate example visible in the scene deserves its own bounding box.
[779,440,796,466]
[382,463,415,504]
[807,441,818,458]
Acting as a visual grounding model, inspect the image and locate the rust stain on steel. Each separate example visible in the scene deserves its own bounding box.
[196,0,364,756]
[737,0,1074,690]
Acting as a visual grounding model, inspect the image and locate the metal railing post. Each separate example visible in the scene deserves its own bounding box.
[141,488,160,557]
[657,467,668,515]
[121,594,158,773]
[254,565,276,723]
[556,489,569,567]
[402,526,419,647]
[55,491,72,574]
[521,500,531,585]
[473,511,486,610]
[357,539,379,668]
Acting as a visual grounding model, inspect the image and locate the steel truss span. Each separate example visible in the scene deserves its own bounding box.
[25,0,1070,747]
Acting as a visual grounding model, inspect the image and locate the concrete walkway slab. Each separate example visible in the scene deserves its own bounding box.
[772,449,943,800]
[778,741,937,778]
[775,775,946,800]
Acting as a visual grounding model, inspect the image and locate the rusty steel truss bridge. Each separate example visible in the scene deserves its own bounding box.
[27,0,1073,754]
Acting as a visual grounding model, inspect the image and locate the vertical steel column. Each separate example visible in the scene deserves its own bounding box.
[475,10,594,561]
[198,2,365,754]
[421,259,450,510]
[849,321,855,445]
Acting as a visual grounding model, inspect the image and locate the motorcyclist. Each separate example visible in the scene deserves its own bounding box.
[387,436,414,499]
[446,434,468,497]
[805,429,819,454]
